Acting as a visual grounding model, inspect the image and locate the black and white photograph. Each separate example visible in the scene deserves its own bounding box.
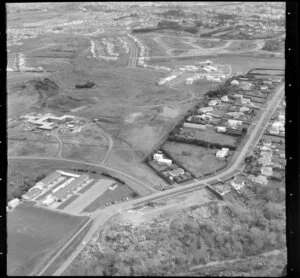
[5,1,293,276]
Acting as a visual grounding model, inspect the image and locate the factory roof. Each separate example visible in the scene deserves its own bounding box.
[53,175,89,199]
[38,171,61,186]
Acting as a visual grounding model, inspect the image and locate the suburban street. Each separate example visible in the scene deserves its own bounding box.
[9,82,284,276]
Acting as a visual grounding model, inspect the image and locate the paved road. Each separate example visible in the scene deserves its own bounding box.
[126,37,138,68]
[39,82,285,276]
[8,156,158,194]
[10,80,284,276]
[50,132,63,158]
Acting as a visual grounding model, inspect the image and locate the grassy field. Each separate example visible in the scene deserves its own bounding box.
[61,144,107,164]
[7,203,89,275]
[179,127,238,147]
[160,36,195,49]
[161,141,228,177]
[82,183,135,212]
[192,39,227,48]
[8,140,59,157]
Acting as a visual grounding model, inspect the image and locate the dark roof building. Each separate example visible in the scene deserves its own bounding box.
[53,175,89,200]
[37,171,61,187]
[22,188,42,200]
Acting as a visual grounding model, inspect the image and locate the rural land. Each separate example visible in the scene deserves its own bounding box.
[7,2,286,276]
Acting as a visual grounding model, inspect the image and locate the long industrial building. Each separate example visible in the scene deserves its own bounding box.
[53,175,89,201]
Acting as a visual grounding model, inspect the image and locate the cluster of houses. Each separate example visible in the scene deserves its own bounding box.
[268,112,285,136]
[117,37,130,54]
[157,61,229,86]
[151,151,193,184]
[101,38,119,60]
[127,34,171,72]
[9,53,43,72]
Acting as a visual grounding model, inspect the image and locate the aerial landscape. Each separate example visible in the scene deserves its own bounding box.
[7,2,286,276]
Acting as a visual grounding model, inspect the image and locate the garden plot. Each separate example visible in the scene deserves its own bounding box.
[178,127,238,147]
[162,141,228,178]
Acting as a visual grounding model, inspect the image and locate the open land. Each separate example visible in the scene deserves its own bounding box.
[7,2,286,277]
[7,203,89,276]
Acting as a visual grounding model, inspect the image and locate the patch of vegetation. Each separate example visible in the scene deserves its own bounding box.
[75,81,95,89]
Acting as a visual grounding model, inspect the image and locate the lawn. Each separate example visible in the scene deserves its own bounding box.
[179,127,238,147]
[161,141,228,177]
[7,203,89,276]
[82,183,135,212]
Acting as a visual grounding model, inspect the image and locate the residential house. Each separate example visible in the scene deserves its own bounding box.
[221,95,229,102]
[216,148,229,159]
[240,106,250,112]
[228,119,243,129]
[231,177,245,191]
[241,98,251,105]
[169,168,185,177]
[231,80,239,85]
[261,166,273,176]
[153,153,172,166]
[216,126,227,133]
[250,174,268,185]
[208,99,221,106]
[198,107,214,114]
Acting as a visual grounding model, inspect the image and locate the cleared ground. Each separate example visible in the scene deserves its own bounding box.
[161,141,228,178]
[7,203,89,276]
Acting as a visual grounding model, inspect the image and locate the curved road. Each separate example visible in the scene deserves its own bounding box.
[8,156,158,194]
[11,83,284,276]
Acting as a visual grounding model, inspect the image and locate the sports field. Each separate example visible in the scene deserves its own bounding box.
[7,203,89,276]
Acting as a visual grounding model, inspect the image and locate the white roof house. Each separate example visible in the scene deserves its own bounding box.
[240,106,250,112]
[221,95,229,102]
[153,153,164,161]
[208,99,220,106]
[198,107,214,114]
[231,80,239,85]
[251,175,268,185]
[157,158,172,166]
[261,166,273,176]
[216,148,229,159]
[216,126,227,133]
[8,198,20,208]
[241,98,251,104]
[231,177,245,191]
[228,119,243,128]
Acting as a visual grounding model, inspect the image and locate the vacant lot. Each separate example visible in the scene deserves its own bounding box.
[8,140,59,157]
[160,36,195,49]
[192,39,227,48]
[225,41,258,52]
[83,183,135,212]
[179,127,238,147]
[7,203,89,276]
[62,143,107,164]
[162,141,228,177]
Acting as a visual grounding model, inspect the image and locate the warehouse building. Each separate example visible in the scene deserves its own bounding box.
[22,187,42,200]
[8,198,20,209]
[53,175,89,201]
[35,171,61,189]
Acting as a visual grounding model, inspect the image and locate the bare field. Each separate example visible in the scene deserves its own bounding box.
[161,141,228,177]
[62,143,107,164]
[7,203,89,276]
[8,140,58,157]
